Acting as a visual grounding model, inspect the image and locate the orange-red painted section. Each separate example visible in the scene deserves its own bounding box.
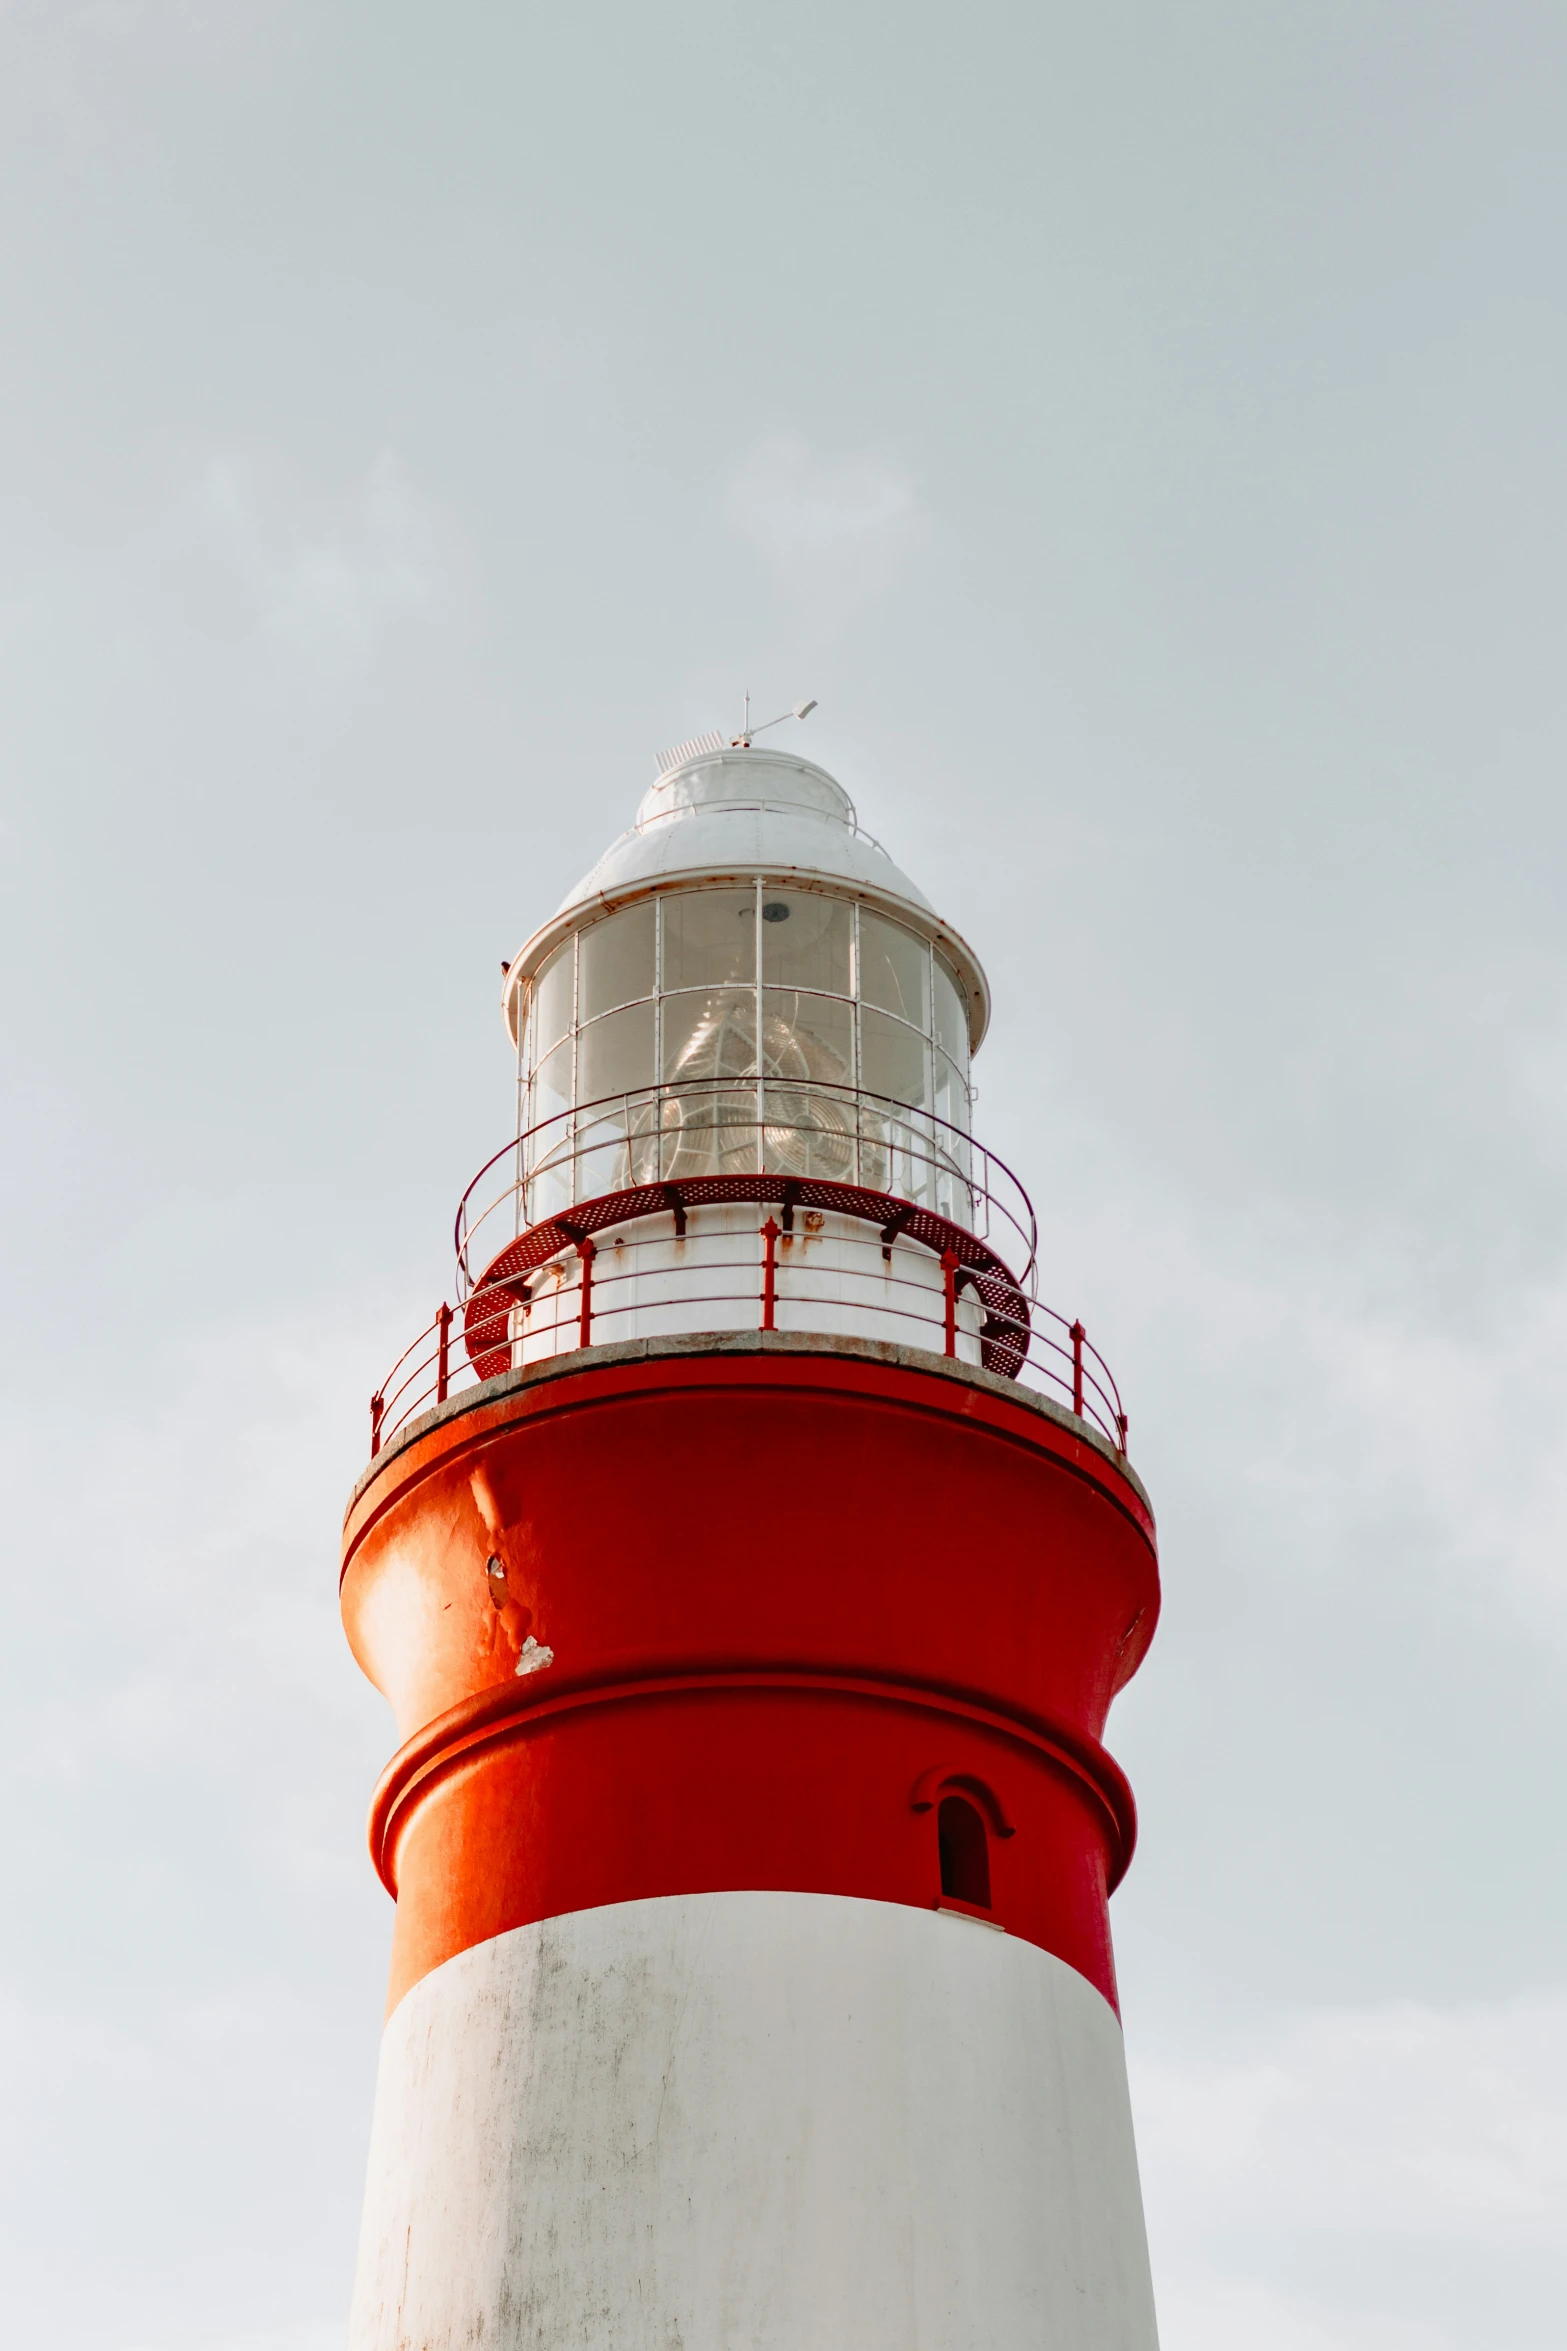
[340,1342,1159,2019]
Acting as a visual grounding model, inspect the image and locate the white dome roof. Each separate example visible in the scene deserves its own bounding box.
[503,744,989,1049]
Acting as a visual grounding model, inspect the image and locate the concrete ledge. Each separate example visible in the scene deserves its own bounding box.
[348,1327,1150,1524]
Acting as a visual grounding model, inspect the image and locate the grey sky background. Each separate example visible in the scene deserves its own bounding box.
[1,4,1564,2345]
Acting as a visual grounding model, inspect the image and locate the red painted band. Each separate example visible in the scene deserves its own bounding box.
[344,1337,1158,1578]
[368,1662,1138,1899]
[341,1339,1160,2016]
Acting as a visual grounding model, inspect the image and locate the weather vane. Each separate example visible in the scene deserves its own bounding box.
[732,693,818,748]
[654,696,819,778]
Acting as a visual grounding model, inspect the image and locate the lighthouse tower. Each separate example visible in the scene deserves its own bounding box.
[341,732,1162,2349]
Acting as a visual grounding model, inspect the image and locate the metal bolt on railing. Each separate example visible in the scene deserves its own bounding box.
[940,1249,960,1358]
[760,1217,781,1330]
[435,1302,452,1404]
[576,1237,596,1350]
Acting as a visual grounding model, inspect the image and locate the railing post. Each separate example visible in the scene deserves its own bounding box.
[941,1249,960,1358]
[760,1217,780,1331]
[370,1391,384,1456]
[435,1302,452,1403]
[576,1238,596,1350]
[1070,1320,1085,1417]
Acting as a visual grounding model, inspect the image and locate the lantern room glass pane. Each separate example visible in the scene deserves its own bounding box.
[577,1001,655,1103]
[759,892,852,996]
[760,992,857,1181]
[661,889,756,991]
[932,1051,973,1221]
[860,1005,929,1110]
[933,956,968,1065]
[931,1142,972,1225]
[578,902,655,1022]
[525,1037,576,1220]
[759,990,855,1090]
[658,1087,757,1179]
[860,912,929,1031]
[577,1011,659,1199]
[529,1036,574,1131]
[660,990,760,1174]
[933,1049,970,1136]
[661,987,759,1084]
[531,942,575,1062]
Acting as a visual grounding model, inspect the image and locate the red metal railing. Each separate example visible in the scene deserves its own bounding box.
[369,1152,1129,1465]
[369,1228,1126,1458]
[454,1080,1037,1306]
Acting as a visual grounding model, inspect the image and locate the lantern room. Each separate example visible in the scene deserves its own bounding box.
[501,744,985,1219]
[369,737,1128,1459]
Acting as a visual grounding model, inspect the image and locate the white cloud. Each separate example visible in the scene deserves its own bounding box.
[1139,1990,1567,2350]
[0,1,296,161]
[723,436,926,620]
[0,1286,397,2349]
[1011,1053,1567,1657]
[204,448,440,666]
[1156,2275,1449,2351]
[126,2325,343,2351]
[204,2328,343,2351]
[1143,1992,1567,2236]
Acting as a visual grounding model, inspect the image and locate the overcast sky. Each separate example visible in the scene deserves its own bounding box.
[2,5,1564,2346]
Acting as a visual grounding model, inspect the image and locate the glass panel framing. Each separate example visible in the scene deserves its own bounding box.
[531,942,575,1058]
[662,887,756,991]
[860,909,929,1030]
[516,884,973,1218]
[760,990,857,1182]
[760,891,853,995]
[860,1004,929,1110]
[578,902,655,1022]
[933,954,968,1069]
[578,1000,655,1102]
[661,988,758,1085]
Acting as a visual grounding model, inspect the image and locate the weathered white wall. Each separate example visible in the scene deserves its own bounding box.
[348,1891,1160,2350]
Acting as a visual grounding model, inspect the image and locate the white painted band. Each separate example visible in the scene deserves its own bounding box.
[349,1891,1159,2350]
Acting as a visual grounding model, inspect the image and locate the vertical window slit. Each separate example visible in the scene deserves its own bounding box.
[937,1795,991,1908]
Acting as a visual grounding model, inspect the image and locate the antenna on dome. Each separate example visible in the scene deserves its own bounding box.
[731,696,818,749]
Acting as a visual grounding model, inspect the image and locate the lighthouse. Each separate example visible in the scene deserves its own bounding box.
[340,729,1162,2348]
